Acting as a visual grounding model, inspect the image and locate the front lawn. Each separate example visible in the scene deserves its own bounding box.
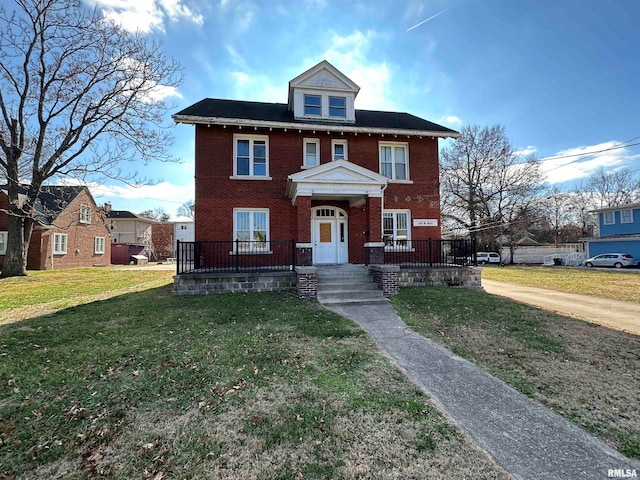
[393,287,640,459]
[0,272,509,479]
[481,266,640,304]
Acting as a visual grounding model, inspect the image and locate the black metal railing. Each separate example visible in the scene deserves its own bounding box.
[176,239,296,274]
[383,239,474,268]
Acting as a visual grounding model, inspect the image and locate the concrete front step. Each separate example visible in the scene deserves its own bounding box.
[315,264,386,305]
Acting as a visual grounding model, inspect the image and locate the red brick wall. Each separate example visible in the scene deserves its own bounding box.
[0,189,111,270]
[194,125,442,260]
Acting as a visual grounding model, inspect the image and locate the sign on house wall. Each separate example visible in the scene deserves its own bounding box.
[413,219,438,227]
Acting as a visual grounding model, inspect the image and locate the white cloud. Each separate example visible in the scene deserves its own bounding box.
[441,115,462,126]
[514,146,537,157]
[540,141,639,184]
[87,0,203,33]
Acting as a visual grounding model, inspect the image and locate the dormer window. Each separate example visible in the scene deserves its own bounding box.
[329,97,346,118]
[304,95,321,116]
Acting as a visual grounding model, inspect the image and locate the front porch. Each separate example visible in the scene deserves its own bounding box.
[173,238,481,296]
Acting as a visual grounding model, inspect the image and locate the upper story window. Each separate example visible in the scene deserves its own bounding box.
[303,138,320,167]
[53,233,68,254]
[233,134,269,178]
[329,96,346,118]
[603,211,615,225]
[332,139,348,161]
[304,95,322,116]
[80,204,91,224]
[0,231,7,255]
[620,209,633,224]
[380,142,408,181]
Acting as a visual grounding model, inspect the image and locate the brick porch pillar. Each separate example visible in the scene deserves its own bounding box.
[365,195,384,265]
[296,195,312,266]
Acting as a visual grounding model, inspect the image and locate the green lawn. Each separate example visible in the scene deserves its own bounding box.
[481,266,640,304]
[0,269,508,479]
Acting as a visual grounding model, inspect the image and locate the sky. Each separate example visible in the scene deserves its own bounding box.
[75,0,640,217]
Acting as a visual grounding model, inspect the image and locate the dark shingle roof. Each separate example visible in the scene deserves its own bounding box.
[174,99,458,135]
[0,185,86,225]
[106,210,142,220]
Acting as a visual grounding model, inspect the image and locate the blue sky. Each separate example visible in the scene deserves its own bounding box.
[84,0,640,217]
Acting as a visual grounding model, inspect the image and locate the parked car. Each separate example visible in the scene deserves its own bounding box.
[585,253,638,268]
[474,252,501,265]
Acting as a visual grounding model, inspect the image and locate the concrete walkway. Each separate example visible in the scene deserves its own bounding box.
[483,279,640,335]
[326,301,640,480]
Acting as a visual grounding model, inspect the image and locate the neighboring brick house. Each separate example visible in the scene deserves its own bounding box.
[0,185,111,270]
[172,60,459,267]
[585,202,640,259]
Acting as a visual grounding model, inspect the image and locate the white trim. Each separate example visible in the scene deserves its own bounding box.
[331,139,348,161]
[383,209,411,248]
[229,176,273,181]
[172,115,460,139]
[303,138,320,167]
[233,133,269,178]
[94,236,105,254]
[603,211,615,225]
[79,204,91,224]
[379,141,409,181]
[53,233,68,254]
[0,231,7,255]
[620,208,633,224]
[232,208,270,252]
[364,242,385,247]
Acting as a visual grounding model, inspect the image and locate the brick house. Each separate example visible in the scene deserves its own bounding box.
[173,60,459,273]
[0,185,111,270]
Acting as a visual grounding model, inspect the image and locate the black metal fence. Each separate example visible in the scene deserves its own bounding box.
[176,239,296,275]
[175,238,476,274]
[383,239,474,268]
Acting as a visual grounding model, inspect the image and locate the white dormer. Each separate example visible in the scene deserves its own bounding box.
[288,60,360,123]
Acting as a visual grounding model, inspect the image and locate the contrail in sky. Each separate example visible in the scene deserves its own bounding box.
[406,6,454,32]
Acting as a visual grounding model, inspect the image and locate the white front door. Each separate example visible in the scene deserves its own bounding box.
[312,207,348,265]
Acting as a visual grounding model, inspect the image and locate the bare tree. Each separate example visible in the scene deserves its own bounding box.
[138,208,170,222]
[586,168,640,208]
[440,124,545,260]
[177,199,194,219]
[0,0,181,277]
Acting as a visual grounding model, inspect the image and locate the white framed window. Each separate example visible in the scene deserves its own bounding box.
[383,210,410,248]
[79,204,91,224]
[53,233,68,254]
[620,209,633,224]
[0,231,7,255]
[603,211,615,225]
[233,209,269,252]
[380,142,409,180]
[329,96,346,118]
[303,138,320,167]
[331,139,348,161]
[303,94,321,116]
[94,236,105,254]
[233,134,269,178]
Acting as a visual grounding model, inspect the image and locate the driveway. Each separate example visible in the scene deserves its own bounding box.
[482,279,640,335]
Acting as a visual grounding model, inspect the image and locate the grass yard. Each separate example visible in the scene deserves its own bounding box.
[0,269,510,479]
[392,287,640,460]
[481,266,640,304]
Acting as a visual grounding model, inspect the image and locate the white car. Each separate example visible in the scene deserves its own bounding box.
[585,253,638,269]
[475,252,501,265]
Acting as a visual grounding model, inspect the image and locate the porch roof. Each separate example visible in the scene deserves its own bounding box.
[286,160,388,207]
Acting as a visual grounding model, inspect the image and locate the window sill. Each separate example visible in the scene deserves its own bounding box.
[229,250,273,255]
[387,179,413,184]
[301,165,318,169]
[229,176,272,181]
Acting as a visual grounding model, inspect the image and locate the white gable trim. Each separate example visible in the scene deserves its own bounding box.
[286,160,388,206]
[288,60,360,97]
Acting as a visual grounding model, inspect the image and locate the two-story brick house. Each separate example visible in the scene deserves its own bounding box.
[0,185,111,270]
[585,202,640,260]
[173,60,459,268]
